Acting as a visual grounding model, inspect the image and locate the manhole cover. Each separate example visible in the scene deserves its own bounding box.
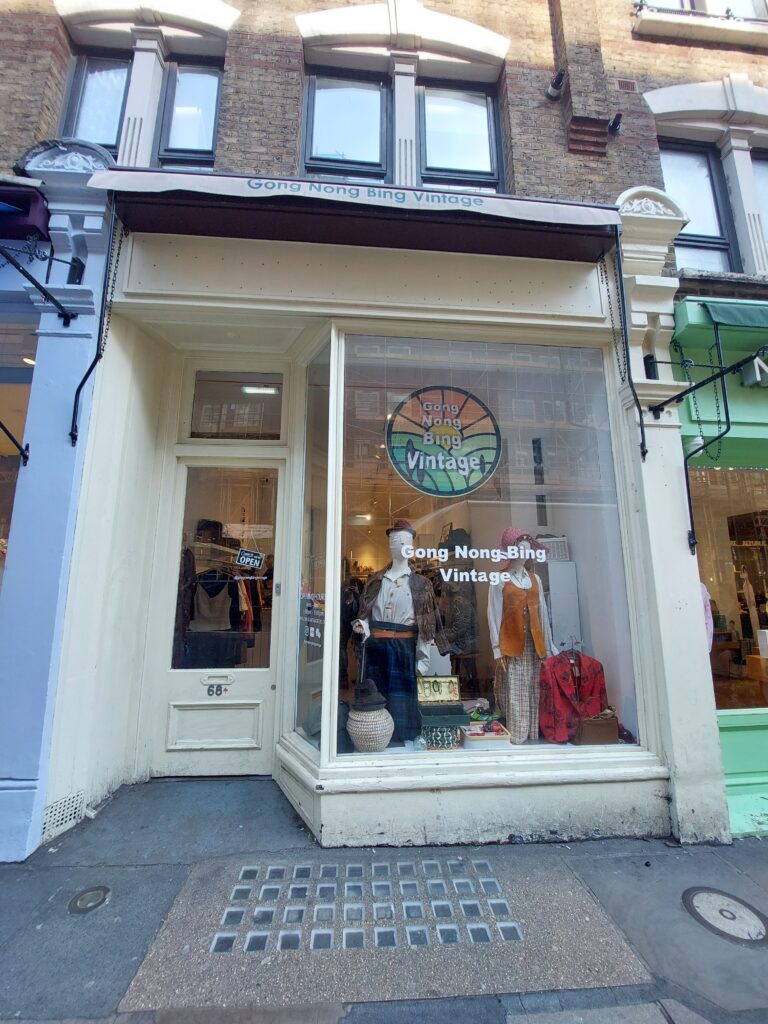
[68,885,110,914]
[682,887,768,947]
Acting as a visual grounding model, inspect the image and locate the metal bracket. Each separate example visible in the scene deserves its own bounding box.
[0,243,78,326]
[0,420,29,465]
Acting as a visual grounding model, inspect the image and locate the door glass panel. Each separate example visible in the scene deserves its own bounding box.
[191,371,283,440]
[172,467,277,669]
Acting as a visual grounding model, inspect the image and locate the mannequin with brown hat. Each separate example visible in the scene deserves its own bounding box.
[487,527,556,744]
[352,520,448,744]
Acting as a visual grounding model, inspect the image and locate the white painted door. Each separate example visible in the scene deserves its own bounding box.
[149,463,283,776]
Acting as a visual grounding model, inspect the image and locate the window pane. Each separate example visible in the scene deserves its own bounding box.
[191,371,282,440]
[660,149,722,236]
[172,468,277,669]
[74,60,128,148]
[704,0,757,16]
[311,78,382,164]
[424,89,492,173]
[339,337,639,755]
[674,245,730,273]
[167,70,219,151]
[295,346,330,750]
[690,468,768,711]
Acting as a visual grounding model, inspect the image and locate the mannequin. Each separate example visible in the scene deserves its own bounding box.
[487,527,556,743]
[353,519,447,743]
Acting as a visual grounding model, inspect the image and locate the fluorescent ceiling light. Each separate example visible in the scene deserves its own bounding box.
[241,385,279,394]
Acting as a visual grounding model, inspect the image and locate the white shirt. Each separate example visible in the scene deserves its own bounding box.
[356,564,431,672]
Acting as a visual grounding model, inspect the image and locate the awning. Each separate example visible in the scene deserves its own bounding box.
[700,300,768,330]
[675,297,768,348]
[87,169,621,263]
[0,177,49,241]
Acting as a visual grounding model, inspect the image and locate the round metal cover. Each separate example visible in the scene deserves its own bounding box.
[681,886,768,947]
[68,885,110,914]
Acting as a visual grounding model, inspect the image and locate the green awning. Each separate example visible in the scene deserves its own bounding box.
[701,300,768,329]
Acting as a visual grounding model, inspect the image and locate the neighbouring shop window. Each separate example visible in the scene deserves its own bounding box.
[295,346,330,749]
[172,467,277,669]
[0,325,37,595]
[62,55,131,153]
[338,336,638,755]
[190,371,283,440]
[691,468,768,710]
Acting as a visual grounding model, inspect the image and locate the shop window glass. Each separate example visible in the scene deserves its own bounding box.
[338,336,638,755]
[172,467,277,669]
[190,371,283,440]
[0,326,37,595]
[295,346,331,749]
[690,468,768,710]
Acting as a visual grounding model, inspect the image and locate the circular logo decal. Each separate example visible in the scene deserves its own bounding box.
[386,386,501,498]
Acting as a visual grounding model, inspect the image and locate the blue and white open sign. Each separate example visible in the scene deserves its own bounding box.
[235,548,264,570]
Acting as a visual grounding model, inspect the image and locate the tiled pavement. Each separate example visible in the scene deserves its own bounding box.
[3,779,768,1024]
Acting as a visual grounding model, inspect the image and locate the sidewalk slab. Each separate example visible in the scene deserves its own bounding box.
[0,865,185,1019]
[513,1006,668,1023]
[571,850,768,1013]
[119,847,649,1012]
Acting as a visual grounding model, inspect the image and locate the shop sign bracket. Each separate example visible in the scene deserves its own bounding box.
[0,242,78,326]
[648,330,768,554]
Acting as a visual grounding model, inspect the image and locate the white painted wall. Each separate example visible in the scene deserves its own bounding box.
[46,314,174,809]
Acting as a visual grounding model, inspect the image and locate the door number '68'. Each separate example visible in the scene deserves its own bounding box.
[201,675,235,697]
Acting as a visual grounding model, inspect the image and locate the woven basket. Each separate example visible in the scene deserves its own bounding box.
[346,707,395,752]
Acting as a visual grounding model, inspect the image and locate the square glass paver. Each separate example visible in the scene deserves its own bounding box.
[283,906,304,924]
[231,886,251,901]
[289,885,308,899]
[310,929,333,950]
[277,931,301,951]
[221,907,244,926]
[346,864,364,878]
[345,883,364,899]
[489,900,511,917]
[320,865,338,879]
[453,879,474,896]
[317,884,336,899]
[374,902,394,920]
[398,862,416,877]
[407,926,429,947]
[437,925,460,945]
[400,880,419,896]
[372,882,392,898]
[211,933,236,953]
[266,867,286,880]
[343,929,365,949]
[259,885,280,901]
[294,865,312,879]
[498,922,523,941]
[480,878,501,896]
[404,901,424,919]
[447,860,464,874]
[253,907,274,925]
[314,904,335,923]
[432,901,452,918]
[428,880,447,897]
[372,863,390,878]
[473,860,492,873]
[344,904,364,922]
[375,928,397,948]
[468,924,491,943]
[239,867,259,881]
[460,901,482,918]
[423,860,441,876]
[244,931,269,952]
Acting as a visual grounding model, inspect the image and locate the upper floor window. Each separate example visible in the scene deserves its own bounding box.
[157,64,222,168]
[659,142,740,273]
[303,70,500,190]
[304,74,388,178]
[62,55,130,154]
[671,0,765,16]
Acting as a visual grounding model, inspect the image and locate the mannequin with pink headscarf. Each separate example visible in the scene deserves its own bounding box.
[487,527,556,743]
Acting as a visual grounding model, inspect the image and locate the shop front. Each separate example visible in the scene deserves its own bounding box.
[37,173,728,849]
[672,297,768,837]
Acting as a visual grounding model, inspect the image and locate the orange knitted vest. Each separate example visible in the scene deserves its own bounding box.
[499,574,547,659]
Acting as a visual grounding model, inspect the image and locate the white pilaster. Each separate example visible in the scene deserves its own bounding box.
[117,27,168,168]
[616,186,731,844]
[719,127,768,276]
[390,51,418,187]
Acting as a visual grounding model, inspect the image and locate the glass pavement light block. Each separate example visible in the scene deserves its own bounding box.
[372,882,392,898]
[407,926,429,947]
[289,885,309,899]
[397,862,416,877]
[375,928,397,948]
[239,867,259,880]
[437,925,460,945]
[293,865,312,879]
[244,931,270,952]
[211,933,237,953]
[432,901,452,918]
[310,929,333,950]
[480,878,502,895]
[317,884,337,899]
[453,879,474,896]
[489,900,511,917]
[428,880,447,896]
[260,885,280,900]
[283,906,305,924]
[230,886,251,901]
[498,922,523,941]
[346,864,364,877]
[221,907,245,926]
[266,866,286,880]
[460,901,482,918]
[314,904,335,923]
[372,863,390,878]
[374,902,394,921]
[468,924,492,943]
[343,929,365,949]
[344,903,364,922]
[422,860,441,875]
[447,860,464,874]
[344,883,364,898]
[472,860,492,873]
[253,907,275,925]
[320,865,338,878]
[277,931,302,951]
[404,901,424,919]
[400,880,419,896]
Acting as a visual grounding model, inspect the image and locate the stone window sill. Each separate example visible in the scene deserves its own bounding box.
[633,8,768,47]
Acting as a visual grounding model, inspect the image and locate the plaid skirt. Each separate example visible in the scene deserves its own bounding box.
[365,636,420,743]
[494,633,543,744]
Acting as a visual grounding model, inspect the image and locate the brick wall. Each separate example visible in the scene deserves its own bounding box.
[0,0,71,175]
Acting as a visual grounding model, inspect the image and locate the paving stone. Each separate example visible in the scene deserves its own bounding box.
[658,1000,715,1023]
[558,988,618,1010]
[519,991,562,1013]
[515,1007,668,1023]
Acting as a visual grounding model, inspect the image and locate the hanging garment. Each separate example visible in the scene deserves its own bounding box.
[364,630,420,743]
[494,631,542,743]
[538,651,608,743]
[189,579,234,632]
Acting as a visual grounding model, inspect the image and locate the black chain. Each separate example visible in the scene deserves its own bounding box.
[599,253,628,384]
[99,220,127,357]
[672,338,723,462]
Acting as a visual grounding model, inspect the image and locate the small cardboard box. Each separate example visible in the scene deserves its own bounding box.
[460,724,512,748]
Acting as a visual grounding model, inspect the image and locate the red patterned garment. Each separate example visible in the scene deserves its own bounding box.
[538,652,608,743]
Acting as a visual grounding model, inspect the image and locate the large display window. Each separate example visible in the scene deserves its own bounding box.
[297,333,640,758]
[691,468,768,710]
